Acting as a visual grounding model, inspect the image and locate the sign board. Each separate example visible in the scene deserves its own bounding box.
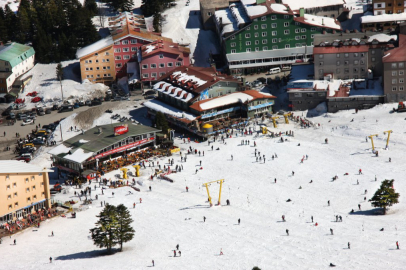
[248,101,274,111]
[287,81,314,90]
[201,107,240,119]
[93,137,154,160]
[114,124,129,136]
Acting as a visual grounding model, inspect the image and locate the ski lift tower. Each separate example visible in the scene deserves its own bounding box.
[203,179,224,207]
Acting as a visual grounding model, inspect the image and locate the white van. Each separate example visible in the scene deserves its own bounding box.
[269,67,281,74]
[281,66,291,71]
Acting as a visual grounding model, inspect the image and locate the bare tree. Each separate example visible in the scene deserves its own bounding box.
[98,2,107,28]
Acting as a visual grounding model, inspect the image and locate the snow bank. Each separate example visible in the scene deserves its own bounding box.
[271,4,289,13]
[64,148,94,163]
[282,0,344,10]
[307,101,327,117]
[244,5,268,17]
[303,14,341,30]
[361,13,406,24]
[76,36,113,59]
[368,34,397,43]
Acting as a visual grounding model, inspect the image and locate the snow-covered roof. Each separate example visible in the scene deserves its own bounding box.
[288,79,345,97]
[48,144,72,155]
[302,14,341,30]
[172,71,207,87]
[282,0,344,10]
[0,161,52,173]
[230,3,250,27]
[200,92,254,110]
[215,9,238,35]
[145,45,155,54]
[368,34,398,42]
[270,4,289,14]
[241,0,256,4]
[63,148,94,163]
[243,5,268,17]
[361,13,406,24]
[144,99,197,120]
[76,36,113,59]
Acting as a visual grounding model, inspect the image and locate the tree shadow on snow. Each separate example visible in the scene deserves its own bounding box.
[186,10,200,29]
[56,249,118,261]
[349,208,384,216]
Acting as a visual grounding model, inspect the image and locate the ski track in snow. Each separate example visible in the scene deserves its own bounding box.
[2,104,406,269]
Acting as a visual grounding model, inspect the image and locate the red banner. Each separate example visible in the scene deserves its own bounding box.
[114,124,129,136]
[93,137,154,159]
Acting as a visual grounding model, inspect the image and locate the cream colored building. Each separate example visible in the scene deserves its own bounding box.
[0,161,52,222]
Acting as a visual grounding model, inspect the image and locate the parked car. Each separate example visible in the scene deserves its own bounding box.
[73,103,80,109]
[252,80,263,87]
[17,113,27,121]
[85,100,92,106]
[32,138,46,145]
[9,112,15,120]
[78,101,85,106]
[36,107,45,116]
[21,118,34,126]
[45,108,52,114]
[104,95,112,102]
[91,99,102,106]
[16,155,31,162]
[58,105,73,113]
[52,104,60,111]
[20,147,35,154]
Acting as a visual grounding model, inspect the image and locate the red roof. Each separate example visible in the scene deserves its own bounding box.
[141,40,190,58]
[313,45,369,54]
[382,34,406,63]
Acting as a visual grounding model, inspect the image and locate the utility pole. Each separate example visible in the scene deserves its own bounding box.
[59,123,64,142]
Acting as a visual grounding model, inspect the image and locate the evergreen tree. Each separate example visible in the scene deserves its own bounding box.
[369,179,399,214]
[115,204,135,251]
[155,112,169,135]
[90,205,119,253]
[4,5,17,40]
[0,8,7,42]
[56,63,64,80]
[84,0,97,16]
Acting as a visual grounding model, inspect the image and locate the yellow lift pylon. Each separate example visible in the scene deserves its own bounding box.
[203,179,224,207]
[133,165,140,177]
[368,134,378,152]
[383,130,393,149]
[120,168,128,179]
[271,117,278,128]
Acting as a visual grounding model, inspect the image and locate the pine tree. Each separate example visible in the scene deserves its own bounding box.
[90,204,119,253]
[155,112,169,135]
[84,0,97,16]
[56,63,64,80]
[369,179,399,214]
[115,204,135,251]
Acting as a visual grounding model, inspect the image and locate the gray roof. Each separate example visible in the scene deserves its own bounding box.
[63,122,160,153]
[227,47,313,62]
[0,161,52,173]
[200,0,230,9]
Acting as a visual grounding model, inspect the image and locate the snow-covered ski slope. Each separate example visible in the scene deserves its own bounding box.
[2,103,406,269]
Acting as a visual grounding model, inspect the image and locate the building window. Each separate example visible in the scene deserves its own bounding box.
[262,40,267,44]
[150,63,157,69]
[295,36,300,40]
[176,62,182,67]
[245,33,251,38]
[399,63,404,68]
[159,63,165,68]
[284,30,289,35]
[344,68,349,74]
[285,44,290,49]
[354,53,358,57]
[123,48,129,52]
[301,28,306,32]
[231,35,235,40]
[231,49,236,53]
[344,53,349,58]
[246,41,251,46]
[336,68,340,74]
[400,86,404,91]
[261,24,267,29]
[131,47,137,52]
[284,22,289,27]
[114,48,121,53]
[261,16,266,21]
[263,46,268,50]
[399,70,404,75]
[272,31,277,36]
[114,41,120,45]
[246,48,251,52]
[142,73,149,78]
[271,23,277,28]
[371,50,375,55]
[392,71,397,76]
[231,42,236,47]
[392,63,397,68]
[159,54,164,59]
[372,57,376,62]
[319,61,323,66]
[284,15,289,19]
[271,15,276,20]
[123,55,130,60]
[142,64,148,69]
[255,33,259,38]
[254,25,258,30]
[122,40,128,45]
[354,68,359,72]
[131,39,137,44]
[247,26,250,30]
[255,47,259,52]
[400,79,404,84]
[116,63,122,68]
[151,73,157,78]
[26,187,29,192]
[392,86,397,91]
[392,79,397,84]
[167,62,173,67]
[115,56,121,60]
[301,35,306,40]
[159,72,165,77]
[336,61,340,66]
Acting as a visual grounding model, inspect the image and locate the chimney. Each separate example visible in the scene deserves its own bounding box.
[299,8,304,17]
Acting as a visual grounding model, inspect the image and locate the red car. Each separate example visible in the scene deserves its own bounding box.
[16,156,31,162]
[295,59,304,63]
[31,97,42,103]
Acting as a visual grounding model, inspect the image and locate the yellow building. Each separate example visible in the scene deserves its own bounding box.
[76,36,116,84]
[373,0,406,15]
[0,161,52,222]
